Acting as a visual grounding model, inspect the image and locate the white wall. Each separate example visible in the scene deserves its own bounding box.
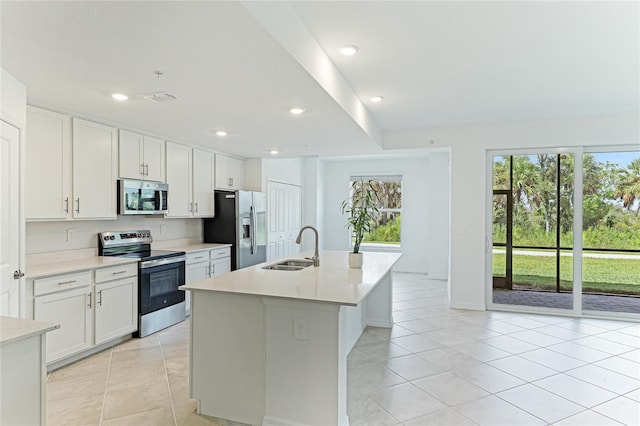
[244,158,305,192]
[384,113,640,310]
[321,155,449,274]
[26,216,201,254]
[425,152,450,279]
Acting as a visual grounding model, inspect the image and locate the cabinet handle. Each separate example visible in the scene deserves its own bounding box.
[112,270,127,275]
[195,202,199,213]
[58,280,76,285]
[189,202,193,212]
[140,164,145,176]
[210,264,215,276]
[228,177,232,187]
[98,290,102,306]
[75,198,80,214]
[64,197,69,213]
[87,293,92,309]
[194,256,205,260]
[144,163,149,176]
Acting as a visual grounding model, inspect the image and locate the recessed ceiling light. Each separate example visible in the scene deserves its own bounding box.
[339,45,359,56]
[269,149,279,155]
[215,130,228,137]
[289,107,305,115]
[370,96,384,103]
[111,93,128,101]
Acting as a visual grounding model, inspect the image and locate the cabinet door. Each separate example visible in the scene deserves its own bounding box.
[214,154,230,190]
[34,286,92,364]
[25,107,72,220]
[142,136,165,182]
[192,148,215,217]
[118,129,143,180]
[72,119,117,219]
[185,261,209,315]
[95,277,137,345]
[211,257,231,277]
[166,141,192,217]
[228,157,244,189]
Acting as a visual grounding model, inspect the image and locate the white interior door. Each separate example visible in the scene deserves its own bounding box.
[267,181,302,261]
[0,120,21,317]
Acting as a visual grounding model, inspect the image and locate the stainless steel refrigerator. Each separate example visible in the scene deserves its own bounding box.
[203,190,267,270]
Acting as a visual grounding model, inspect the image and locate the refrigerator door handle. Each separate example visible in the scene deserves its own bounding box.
[250,205,255,255]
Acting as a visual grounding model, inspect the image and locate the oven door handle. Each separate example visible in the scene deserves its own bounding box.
[140,256,186,269]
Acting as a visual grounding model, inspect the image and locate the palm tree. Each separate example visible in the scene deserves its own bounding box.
[616,158,640,215]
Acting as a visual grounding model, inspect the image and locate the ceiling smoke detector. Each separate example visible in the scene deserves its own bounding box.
[143,91,179,103]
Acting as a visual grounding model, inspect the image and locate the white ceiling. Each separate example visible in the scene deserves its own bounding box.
[1,1,638,159]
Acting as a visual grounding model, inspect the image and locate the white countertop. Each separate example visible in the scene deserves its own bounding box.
[181,250,402,306]
[162,243,232,253]
[0,316,59,344]
[26,257,139,279]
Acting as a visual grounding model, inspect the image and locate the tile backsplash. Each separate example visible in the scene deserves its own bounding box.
[26,216,202,255]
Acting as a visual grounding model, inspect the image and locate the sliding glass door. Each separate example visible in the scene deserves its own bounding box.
[489,147,639,318]
[581,150,640,315]
[491,153,574,311]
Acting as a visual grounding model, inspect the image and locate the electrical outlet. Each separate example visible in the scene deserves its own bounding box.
[293,318,307,340]
[67,228,75,242]
[160,224,166,235]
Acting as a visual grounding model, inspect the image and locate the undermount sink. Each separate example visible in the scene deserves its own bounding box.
[277,259,314,267]
[262,259,314,271]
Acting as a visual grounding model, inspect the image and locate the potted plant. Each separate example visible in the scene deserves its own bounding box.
[341,178,379,268]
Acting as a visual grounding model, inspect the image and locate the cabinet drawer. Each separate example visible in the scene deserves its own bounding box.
[187,251,210,265]
[95,263,138,283]
[210,247,231,260]
[34,271,92,296]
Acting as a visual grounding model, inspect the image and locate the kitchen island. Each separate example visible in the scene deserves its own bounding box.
[181,250,401,426]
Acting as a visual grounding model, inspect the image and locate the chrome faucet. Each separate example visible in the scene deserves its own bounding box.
[295,226,320,266]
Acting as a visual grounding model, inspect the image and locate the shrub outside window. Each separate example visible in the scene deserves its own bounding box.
[349,174,402,248]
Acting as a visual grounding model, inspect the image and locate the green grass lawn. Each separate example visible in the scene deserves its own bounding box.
[493,252,640,295]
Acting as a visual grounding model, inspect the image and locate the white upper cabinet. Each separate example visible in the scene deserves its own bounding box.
[215,154,243,190]
[192,148,215,217]
[166,142,215,218]
[25,106,72,220]
[26,109,116,220]
[119,129,165,182]
[72,118,117,219]
[166,141,192,217]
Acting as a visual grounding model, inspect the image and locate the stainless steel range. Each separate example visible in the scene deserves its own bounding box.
[98,230,186,337]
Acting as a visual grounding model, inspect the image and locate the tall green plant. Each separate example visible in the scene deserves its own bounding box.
[341,179,379,253]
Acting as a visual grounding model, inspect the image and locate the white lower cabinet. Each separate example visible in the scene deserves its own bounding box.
[185,255,209,316]
[211,255,231,277]
[32,263,138,365]
[185,247,231,315]
[34,285,92,364]
[95,265,137,345]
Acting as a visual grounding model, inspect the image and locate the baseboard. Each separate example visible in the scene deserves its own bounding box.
[366,319,393,328]
[262,415,349,426]
[449,302,486,311]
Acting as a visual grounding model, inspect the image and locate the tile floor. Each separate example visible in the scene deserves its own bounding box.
[46,273,640,425]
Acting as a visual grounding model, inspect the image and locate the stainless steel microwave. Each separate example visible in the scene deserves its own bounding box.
[118,179,168,215]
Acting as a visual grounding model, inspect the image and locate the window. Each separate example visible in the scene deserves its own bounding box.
[349,174,402,248]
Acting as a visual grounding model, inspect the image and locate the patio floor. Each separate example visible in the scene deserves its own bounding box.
[493,289,640,314]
